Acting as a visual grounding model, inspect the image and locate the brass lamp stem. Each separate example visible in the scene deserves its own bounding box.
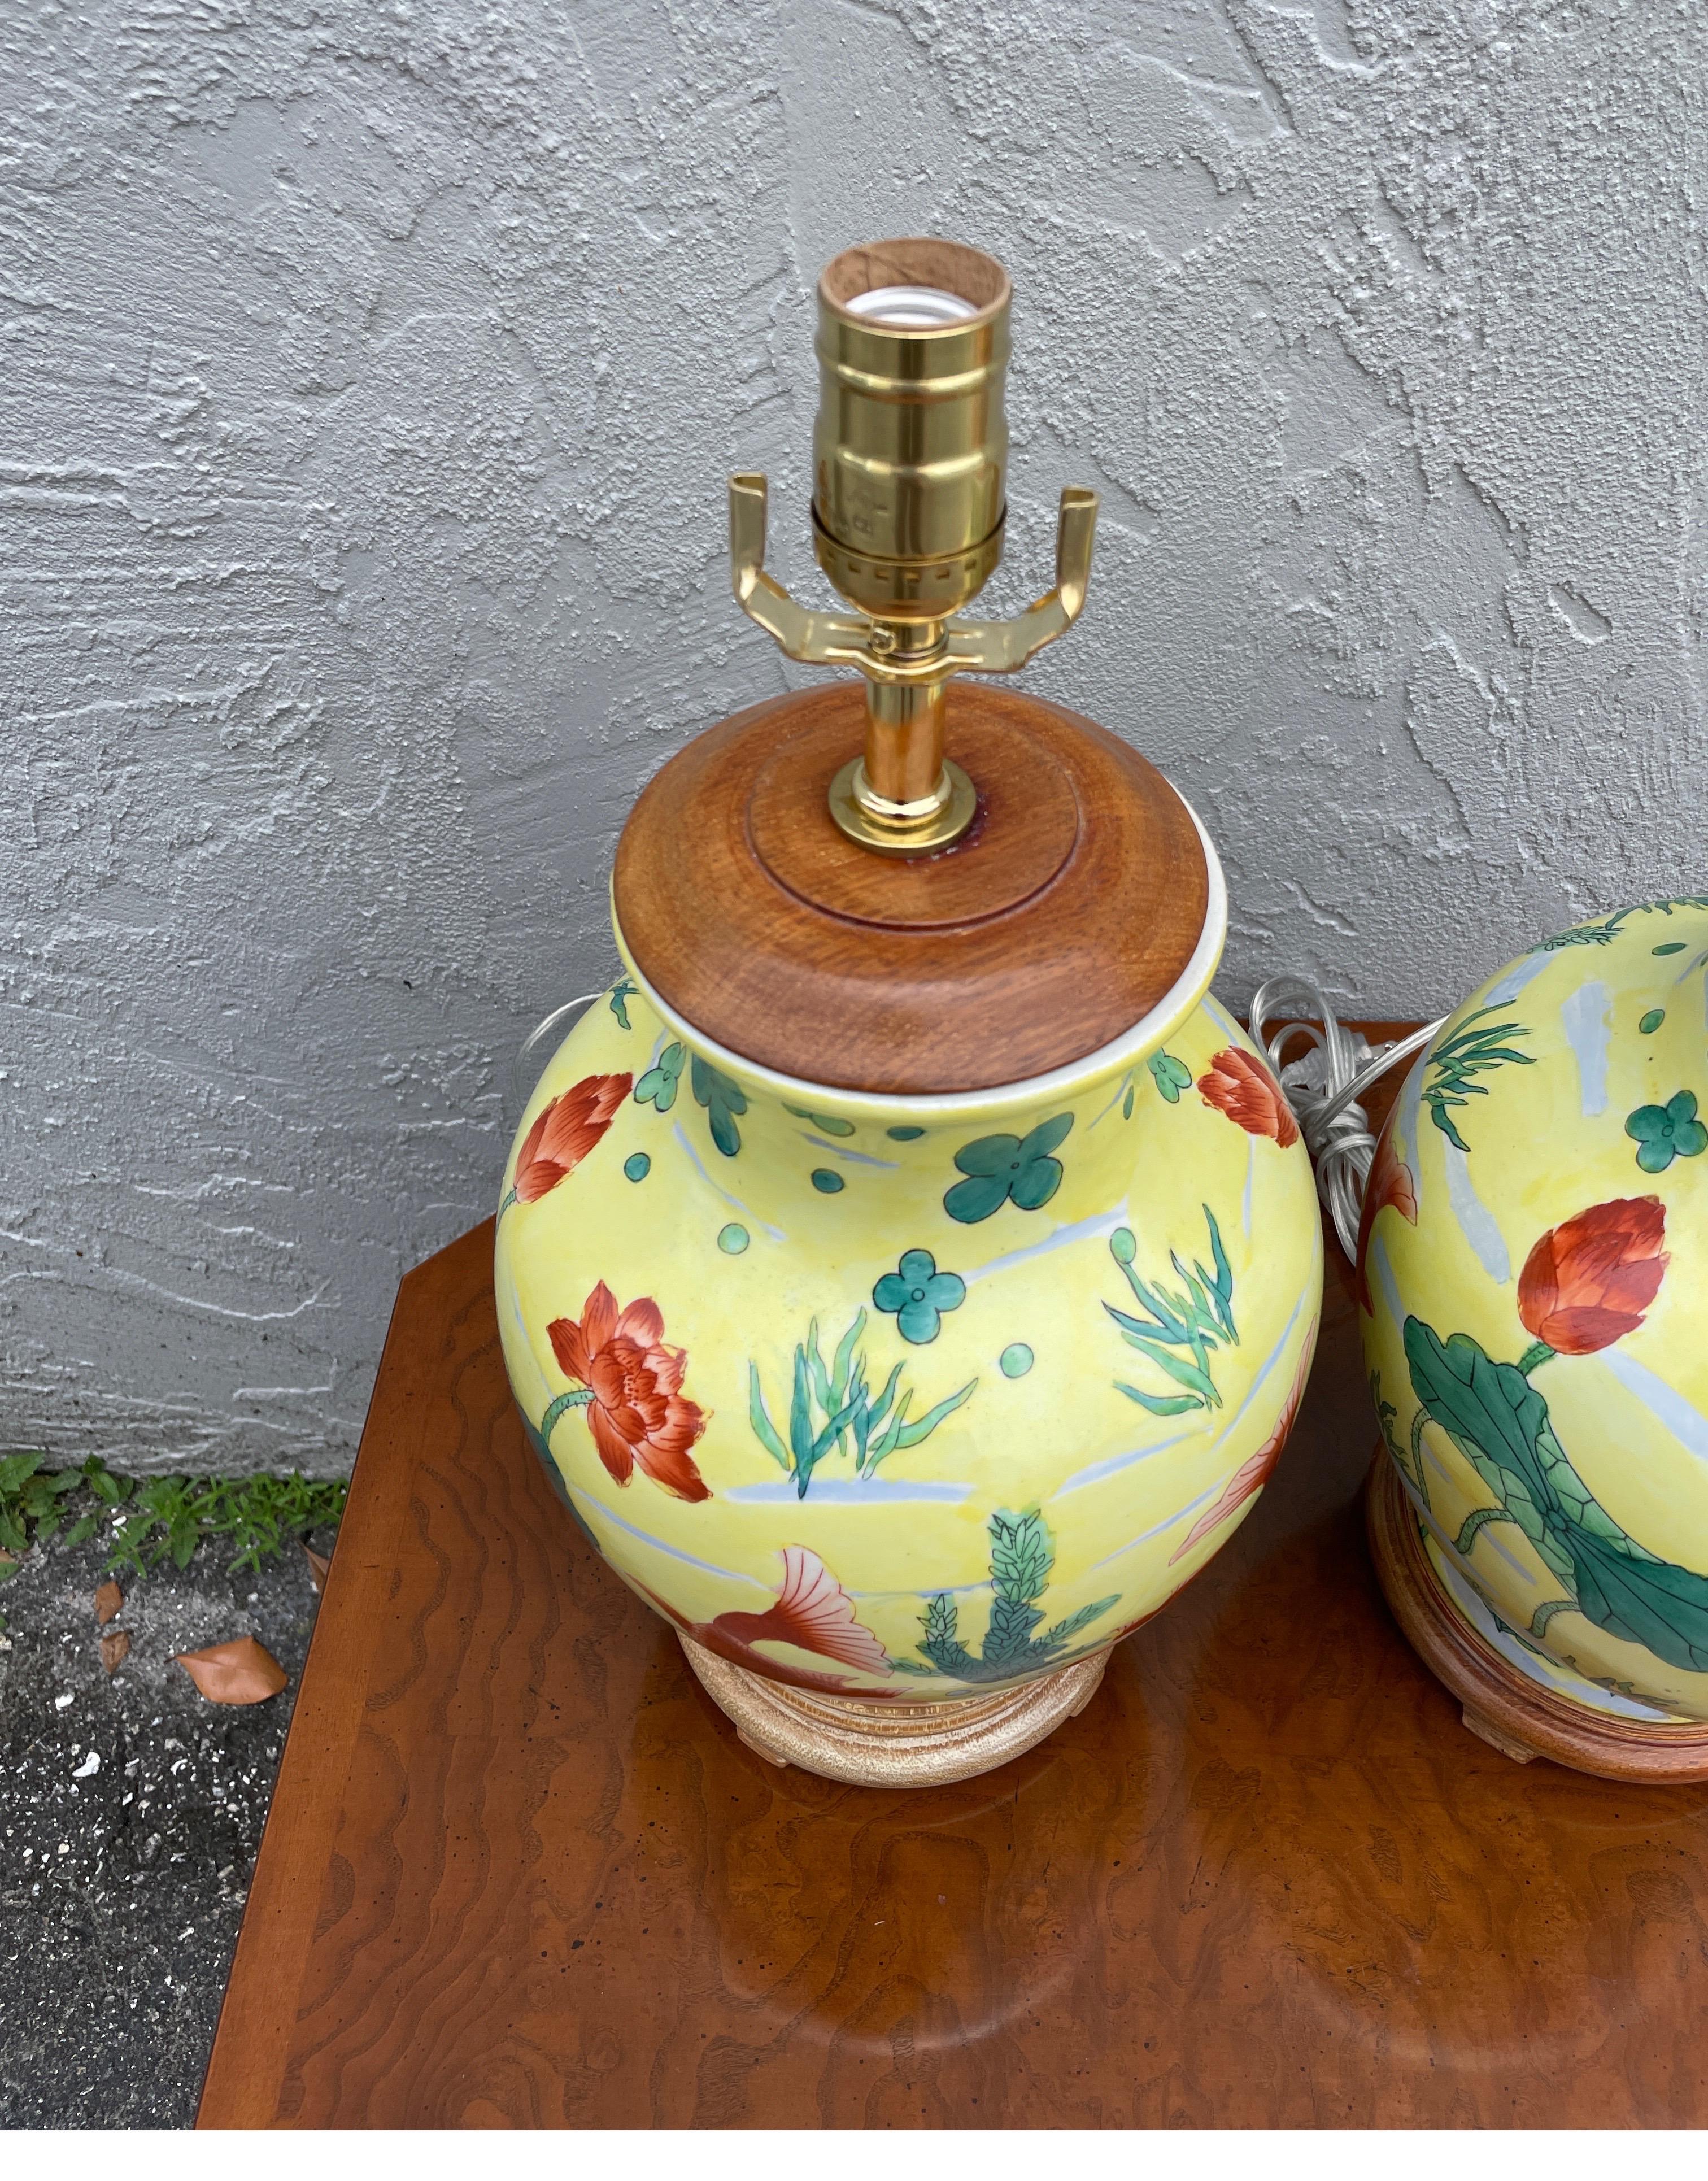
[863,627,945,805]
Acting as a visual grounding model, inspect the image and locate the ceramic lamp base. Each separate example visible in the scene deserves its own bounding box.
[1365,1453,1708,1783]
[680,1635,1109,1788]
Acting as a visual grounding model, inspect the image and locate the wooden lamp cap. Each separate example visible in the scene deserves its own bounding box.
[612,682,1211,1098]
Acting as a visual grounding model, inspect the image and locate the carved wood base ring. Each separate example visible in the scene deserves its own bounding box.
[1365,1452,1708,1783]
[679,1635,1110,1787]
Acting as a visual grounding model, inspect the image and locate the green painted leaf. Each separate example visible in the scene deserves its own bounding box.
[786,1103,855,1136]
[990,1508,1053,1603]
[984,1595,1045,1663]
[1018,1112,1074,1161]
[944,1171,1010,1224]
[1009,1157,1063,1211]
[953,1133,1020,1178]
[892,1377,976,1449]
[788,1347,816,1475]
[1406,1317,1708,1673]
[1040,1596,1121,1648]
[748,1364,790,1470]
[805,1320,832,1414]
[1454,1504,1520,1553]
[830,1309,865,1406]
[1116,1383,1201,1415]
[1114,1331,1217,1404]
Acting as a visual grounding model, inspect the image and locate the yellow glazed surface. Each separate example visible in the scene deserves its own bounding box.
[495,935,1323,1703]
[1360,899,1708,1723]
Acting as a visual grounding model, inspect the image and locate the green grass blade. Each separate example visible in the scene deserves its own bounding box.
[748,1364,791,1470]
[892,1377,977,1450]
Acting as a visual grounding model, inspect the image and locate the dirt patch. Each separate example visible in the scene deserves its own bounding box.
[0,1529,320,2126]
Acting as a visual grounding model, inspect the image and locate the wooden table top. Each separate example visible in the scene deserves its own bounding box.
[198,1032,1708,2128]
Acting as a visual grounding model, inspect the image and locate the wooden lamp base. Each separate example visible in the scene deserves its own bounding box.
[1365,1453,1708,1783]
[679,1635,1109,1788]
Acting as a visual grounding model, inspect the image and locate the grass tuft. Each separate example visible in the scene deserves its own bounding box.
[0,1449,347,1589]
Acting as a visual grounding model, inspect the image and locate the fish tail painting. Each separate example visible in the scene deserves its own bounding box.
[641,1546,896,1696]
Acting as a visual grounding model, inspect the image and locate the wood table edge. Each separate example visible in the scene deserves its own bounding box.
[195,1218,497,2127]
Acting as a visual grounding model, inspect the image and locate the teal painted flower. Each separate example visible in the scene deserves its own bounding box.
[1148,1052,1191,1104]
[690,1054,747,1157]
[874,1250,966,1344]
[1627,1090,1708,1173]
[634,1041,686,1112]
[944,1113,1074,1224]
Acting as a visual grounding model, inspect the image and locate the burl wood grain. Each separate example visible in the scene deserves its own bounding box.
[199,1038,1708,2128]
[612,684,1209,1095]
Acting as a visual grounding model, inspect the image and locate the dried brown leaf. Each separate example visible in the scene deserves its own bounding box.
[302,1542,332,1595]
[173,1635,287,1706]
[94,1579,124,1626]
[100,1629,131,1675]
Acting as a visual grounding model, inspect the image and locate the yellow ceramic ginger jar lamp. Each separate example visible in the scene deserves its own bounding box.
[1358,901,1708,1778]
[494,240,1324,1786]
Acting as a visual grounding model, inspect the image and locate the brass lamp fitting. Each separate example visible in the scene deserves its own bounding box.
[729,237,1099,857]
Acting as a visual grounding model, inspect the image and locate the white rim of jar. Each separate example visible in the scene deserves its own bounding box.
[608,798,1230,1126]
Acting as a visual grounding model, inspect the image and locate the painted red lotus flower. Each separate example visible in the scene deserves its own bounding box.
[513,1073,631,1203]
[547,1281,710,1502]
[1169,1321,1317,1565]
[1354,1112,1418,1314]
[1197,1047,1301,1149]
[1517,1197,1668,1357]
[640,1546,895,1696]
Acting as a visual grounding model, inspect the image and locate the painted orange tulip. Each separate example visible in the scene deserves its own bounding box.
[1517,1196,1668,1356]
[512,1072,631,1203]
[1197,1046,1301,1149]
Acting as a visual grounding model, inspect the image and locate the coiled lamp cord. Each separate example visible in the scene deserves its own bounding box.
[1248,977,1444,1263]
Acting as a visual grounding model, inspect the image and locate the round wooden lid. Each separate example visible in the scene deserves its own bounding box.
[612,682,1212,1096]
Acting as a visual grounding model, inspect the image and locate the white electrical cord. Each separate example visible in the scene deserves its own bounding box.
[508,991,604,1129]
[1249,976,1444,1263]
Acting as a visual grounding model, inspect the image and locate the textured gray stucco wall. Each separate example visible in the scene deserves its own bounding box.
[3,1,1703,1475]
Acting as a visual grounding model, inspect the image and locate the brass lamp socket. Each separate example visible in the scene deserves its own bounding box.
[724,237,1097,862]
[812,238,1012,626]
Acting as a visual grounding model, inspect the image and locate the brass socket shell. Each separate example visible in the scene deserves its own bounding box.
[813,239,1012,624]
